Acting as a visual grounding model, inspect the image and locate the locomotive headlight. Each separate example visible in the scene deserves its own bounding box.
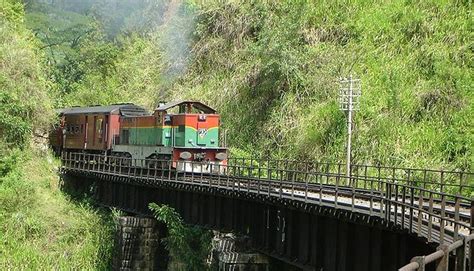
[215,152,227,161]
[179,151,192,160]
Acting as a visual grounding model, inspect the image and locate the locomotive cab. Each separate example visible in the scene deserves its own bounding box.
[154,101,228,173]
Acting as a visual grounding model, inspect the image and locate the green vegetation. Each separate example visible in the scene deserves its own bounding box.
[0,0,52,147]
[0,150,114,269]
[169,0,472,171]
[0,1,114,268]
[0,0,472,268]
[149,203,212,271]
[25,0,472,171]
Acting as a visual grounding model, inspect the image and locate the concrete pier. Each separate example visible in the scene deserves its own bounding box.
[113,216,168,270]
[209,232,269,271]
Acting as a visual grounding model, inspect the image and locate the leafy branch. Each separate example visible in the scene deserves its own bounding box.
[149,203,211,271]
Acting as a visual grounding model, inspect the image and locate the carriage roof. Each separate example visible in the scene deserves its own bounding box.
[58,103,148,116]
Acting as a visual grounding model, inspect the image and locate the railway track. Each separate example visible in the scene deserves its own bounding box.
[177,173,471,240]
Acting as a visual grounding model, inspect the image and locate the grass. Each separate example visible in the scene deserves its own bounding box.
[0,147,114,270]
[23,0,472,172]
[160,0,473,172]
[1,2,114,269]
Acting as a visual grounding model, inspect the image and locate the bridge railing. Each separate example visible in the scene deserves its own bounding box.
[225,157,473,238]
[227,158,473,198]
[60,152,473,268]
[399,233,474,271]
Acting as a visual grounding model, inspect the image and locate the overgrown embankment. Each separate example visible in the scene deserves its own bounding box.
[166,1,472,171]
[0,150,114,269]
[0,1,114,268]
[31,0,471,171]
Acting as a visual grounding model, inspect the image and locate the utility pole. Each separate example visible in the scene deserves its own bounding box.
[339,75,361,177]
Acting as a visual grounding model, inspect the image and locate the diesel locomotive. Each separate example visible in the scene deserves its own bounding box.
[51,101,228,173]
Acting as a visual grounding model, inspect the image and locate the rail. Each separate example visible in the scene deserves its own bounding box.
[60,152,474,270]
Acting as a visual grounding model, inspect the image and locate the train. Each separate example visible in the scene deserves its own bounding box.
[50,101,228,173]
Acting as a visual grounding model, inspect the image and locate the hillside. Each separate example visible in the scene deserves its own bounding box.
[167,1,473,171]
[0,1,113,268]
[0,0,472,268]
[28,0,472,171]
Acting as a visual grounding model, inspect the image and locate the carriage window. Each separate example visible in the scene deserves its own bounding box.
[164,115,171,124]
[96,119,103,134]
[179,104,186,113]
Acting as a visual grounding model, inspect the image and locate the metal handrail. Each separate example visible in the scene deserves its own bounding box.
[399,233,474,270]
[227,157,472,176]
[227,158,474,187]
[227,158,474,192]
[61,152,472,203]
[226,159,473,204]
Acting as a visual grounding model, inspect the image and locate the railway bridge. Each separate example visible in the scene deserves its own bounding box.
[60,152,474,271]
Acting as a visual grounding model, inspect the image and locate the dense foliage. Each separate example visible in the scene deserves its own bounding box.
[171,1,472,171]
[149,203,212,270]
[0,0,52,147]
[24,0,472,171]
[0,1,113,268]
[0,151,114,269]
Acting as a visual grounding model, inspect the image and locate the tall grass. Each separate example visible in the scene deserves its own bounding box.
[161,0,472,172]
[0,148,114,270]
[1,2,114,269]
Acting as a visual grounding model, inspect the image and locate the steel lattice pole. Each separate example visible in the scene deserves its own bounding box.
[346,75,353,177]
